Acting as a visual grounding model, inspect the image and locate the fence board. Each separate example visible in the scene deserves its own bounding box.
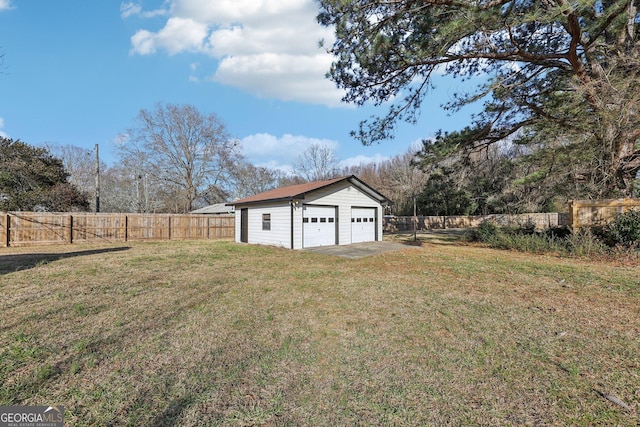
[127,214,170,241]
[384,212,570,232]
[0,212,234,247]
[208,215,235,238]
[569,198,640,228]
[71,214,127,242]
[1,213,8,247]
[8,213,69,246]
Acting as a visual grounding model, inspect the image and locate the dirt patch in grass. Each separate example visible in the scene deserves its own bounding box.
[1,239,638,425]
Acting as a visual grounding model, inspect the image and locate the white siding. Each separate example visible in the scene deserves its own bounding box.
[237,203,292,248]
[292,203,303,249]
[235,211,242,243]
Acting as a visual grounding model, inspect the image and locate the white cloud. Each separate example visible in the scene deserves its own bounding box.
[240,133,339,171]
[0,117,8,138]
[0,0,14,11]
[188,62,200,82]
[0,0,15,12]
[130,30,156,55]
[127,0,344,106]
[120,2,169,19]
[131,17,208,55]
[214,53,341,106]
[339,154,390,168]
[120,2,141,18]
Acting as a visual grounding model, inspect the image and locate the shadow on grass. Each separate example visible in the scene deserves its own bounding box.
[149,395,196,426]
[0,247,132,275]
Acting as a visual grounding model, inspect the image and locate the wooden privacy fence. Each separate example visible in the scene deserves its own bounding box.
[0,212,235,247]
[384,212,570,232]
[385,199,640,232]
[569,198,640,228]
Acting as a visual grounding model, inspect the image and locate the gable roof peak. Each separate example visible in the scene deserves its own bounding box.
[227,175,390,206]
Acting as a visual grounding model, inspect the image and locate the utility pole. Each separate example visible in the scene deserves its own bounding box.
[94,144,100,213]
[413,193,417,242]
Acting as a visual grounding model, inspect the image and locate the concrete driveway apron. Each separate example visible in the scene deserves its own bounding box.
[302,241,416,259]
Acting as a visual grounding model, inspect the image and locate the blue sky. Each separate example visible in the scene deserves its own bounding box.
[0,0,478,173]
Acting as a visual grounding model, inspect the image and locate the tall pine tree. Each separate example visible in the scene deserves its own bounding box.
[318,0,640,197]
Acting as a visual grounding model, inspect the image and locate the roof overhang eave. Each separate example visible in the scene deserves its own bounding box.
[227,196,300,207]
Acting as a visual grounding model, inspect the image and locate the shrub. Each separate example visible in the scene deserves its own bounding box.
[564,228,609,257]
[517,217,537,235]
[496,231,565,254]
[544,226,572,240]
[470,220,500,242]
[470,222,611,257]
[598,209,640,248]
[469,221,560,254]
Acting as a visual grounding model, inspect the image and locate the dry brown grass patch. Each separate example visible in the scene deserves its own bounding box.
[1,239,638,425]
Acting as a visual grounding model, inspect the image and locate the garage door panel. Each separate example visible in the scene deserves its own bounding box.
[351,208,376,243]
[303,206,336,248]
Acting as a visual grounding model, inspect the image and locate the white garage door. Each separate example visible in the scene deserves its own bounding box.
[351,208,376,243]
[303,206,337,248]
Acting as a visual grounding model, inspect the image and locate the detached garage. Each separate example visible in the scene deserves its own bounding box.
[227,175,390,249]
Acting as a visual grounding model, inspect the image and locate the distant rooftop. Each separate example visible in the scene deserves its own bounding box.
[191,203,235,214]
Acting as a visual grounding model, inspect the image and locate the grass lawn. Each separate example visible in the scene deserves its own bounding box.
[1,236,638,426]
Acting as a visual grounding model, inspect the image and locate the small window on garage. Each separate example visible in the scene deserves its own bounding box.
[363,218,368,222]
[328,218,335,223]
[320,217,327,223]
[262,213,271,231]
[357,218,362,222]
[370,218,374,222]
[303,217,309,223]
[311,217,318,223]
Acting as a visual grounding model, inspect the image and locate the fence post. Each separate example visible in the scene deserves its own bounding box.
[68,215,73,244]
[4,213,10,247]
[569,200,580,229]
[124,214,128,242]
[168,216,172,240]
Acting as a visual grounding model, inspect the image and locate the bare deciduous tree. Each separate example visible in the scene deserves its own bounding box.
[119,103,240,213]
[292,143,340,182]
[385,151,427,216]
[229,161,283,200]
[46,144,96,202]
[340,147,426,215]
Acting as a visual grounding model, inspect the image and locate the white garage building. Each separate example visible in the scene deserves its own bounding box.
[227,175,390,249]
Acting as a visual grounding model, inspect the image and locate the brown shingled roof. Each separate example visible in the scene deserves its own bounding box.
[228,175,390,206]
